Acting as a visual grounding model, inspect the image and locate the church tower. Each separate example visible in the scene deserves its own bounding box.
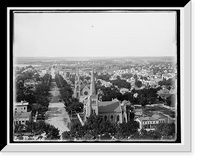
[90,68,96,95]
[84,68,98,121]
[73,68,81,99]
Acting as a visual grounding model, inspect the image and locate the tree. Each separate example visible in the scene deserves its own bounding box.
[135,80,142,88]
[14,121,60,140]
[121,73,133,79]
[133,74,138,80]
[139,97,148,108]
[23,87,36,104]
[155,123,175,139]
[166,94,176,107]
[35,94,50,108]
[62,131,73,140]
[111,79,131,90]
[62,114,118,141]
[33,73,40,81]
[140,129,162,140]
[60,86,73,103]
[115,120,139,139]
[45,124,60,140]
[157,88,171,103]
[148,97,157,105]
[67,101,84,114]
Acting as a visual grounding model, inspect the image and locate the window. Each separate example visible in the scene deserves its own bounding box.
[84,91,88,95]
[117,115,120,122]
[104,115,107,121]
[92,109,96,114]
[110,115,113,121]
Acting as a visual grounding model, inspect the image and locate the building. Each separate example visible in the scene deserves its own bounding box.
[120,88,130,95]
[73,68,127,124]
[14,101,29,114]
[136,112,169,131]
[14,112,32,125]
[134,108,143,118]
[13,101,32,125]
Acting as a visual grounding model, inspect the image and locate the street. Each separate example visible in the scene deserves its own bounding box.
[45,82,70,137]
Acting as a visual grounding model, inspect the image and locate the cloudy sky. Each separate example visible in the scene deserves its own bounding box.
[14,11,176,58]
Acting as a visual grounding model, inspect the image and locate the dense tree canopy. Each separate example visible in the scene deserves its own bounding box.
[14,121,60,140]
[96,73,111,82]
[158,78,175,88]
[111,78,131,90]
[62,114,140,141]
[121,73,133,79]
[15,73,52,114]
[97,86,121,101]
[65,99,84,114]
[135,80,142,88]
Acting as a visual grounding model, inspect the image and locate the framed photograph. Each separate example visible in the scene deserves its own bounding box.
[3,1,191,152]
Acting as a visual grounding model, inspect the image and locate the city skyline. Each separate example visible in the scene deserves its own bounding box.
[14,12,177,58]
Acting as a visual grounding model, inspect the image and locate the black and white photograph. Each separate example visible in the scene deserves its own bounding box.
[12,9,179,142]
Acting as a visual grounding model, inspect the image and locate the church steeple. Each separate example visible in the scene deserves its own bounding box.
[74,67,80,99]
[90,68,96,95]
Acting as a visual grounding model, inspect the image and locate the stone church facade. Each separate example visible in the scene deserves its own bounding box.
[73,68,127,124]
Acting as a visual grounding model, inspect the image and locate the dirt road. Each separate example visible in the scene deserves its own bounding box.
[45,82,70,137]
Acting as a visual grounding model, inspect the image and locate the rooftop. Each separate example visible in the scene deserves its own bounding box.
[15,101,29,106]
[98,100,122,113]
[14,112,31,119]
[134,108,143,112]
[137,117,157,121]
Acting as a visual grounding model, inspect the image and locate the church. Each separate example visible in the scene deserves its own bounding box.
[73,68,127,124]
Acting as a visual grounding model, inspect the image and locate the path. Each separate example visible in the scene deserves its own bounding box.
[45,82,70,137]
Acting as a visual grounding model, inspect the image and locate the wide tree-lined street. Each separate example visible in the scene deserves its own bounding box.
[45,81,70,136]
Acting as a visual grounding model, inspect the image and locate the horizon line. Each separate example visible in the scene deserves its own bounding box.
[15,56,175,58]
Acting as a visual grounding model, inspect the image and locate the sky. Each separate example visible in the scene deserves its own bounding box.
[14,11,177,58]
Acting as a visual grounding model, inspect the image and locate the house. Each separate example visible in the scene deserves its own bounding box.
[120,88,129,95]
[13,101,32,125]
[162,73,173,80]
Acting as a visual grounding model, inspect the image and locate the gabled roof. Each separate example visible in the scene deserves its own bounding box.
[98,101,122,113]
